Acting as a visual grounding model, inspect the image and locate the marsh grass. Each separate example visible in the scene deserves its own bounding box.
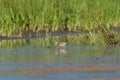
[0,0,120,36]
[98,25,120,45]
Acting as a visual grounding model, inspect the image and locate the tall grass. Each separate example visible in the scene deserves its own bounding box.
[0,0,120,35]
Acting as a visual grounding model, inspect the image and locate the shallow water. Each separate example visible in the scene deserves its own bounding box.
[0,36,120,80]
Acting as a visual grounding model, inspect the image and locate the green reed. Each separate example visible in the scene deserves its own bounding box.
[0,0,120,35]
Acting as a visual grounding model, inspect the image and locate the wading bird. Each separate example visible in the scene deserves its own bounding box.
[55,42,67,47]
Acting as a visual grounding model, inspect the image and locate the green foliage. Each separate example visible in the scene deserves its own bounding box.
[0,0,120,35]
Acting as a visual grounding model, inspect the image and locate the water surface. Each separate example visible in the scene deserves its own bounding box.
[0,35,120,80]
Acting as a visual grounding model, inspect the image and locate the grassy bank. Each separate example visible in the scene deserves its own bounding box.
[0,0,120,36]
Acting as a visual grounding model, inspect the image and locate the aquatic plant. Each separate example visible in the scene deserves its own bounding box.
[98,25,120,45]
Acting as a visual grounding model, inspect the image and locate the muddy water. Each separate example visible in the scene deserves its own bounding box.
[0,36,120,80]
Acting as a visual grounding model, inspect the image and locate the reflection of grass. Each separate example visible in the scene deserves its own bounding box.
[0,40,31,48]
[0,35,119,64]
[0,0,120,36]
[0,44,119,65]
[0,31,119,49]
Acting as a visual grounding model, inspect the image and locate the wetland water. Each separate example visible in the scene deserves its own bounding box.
[0,33,120,80]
